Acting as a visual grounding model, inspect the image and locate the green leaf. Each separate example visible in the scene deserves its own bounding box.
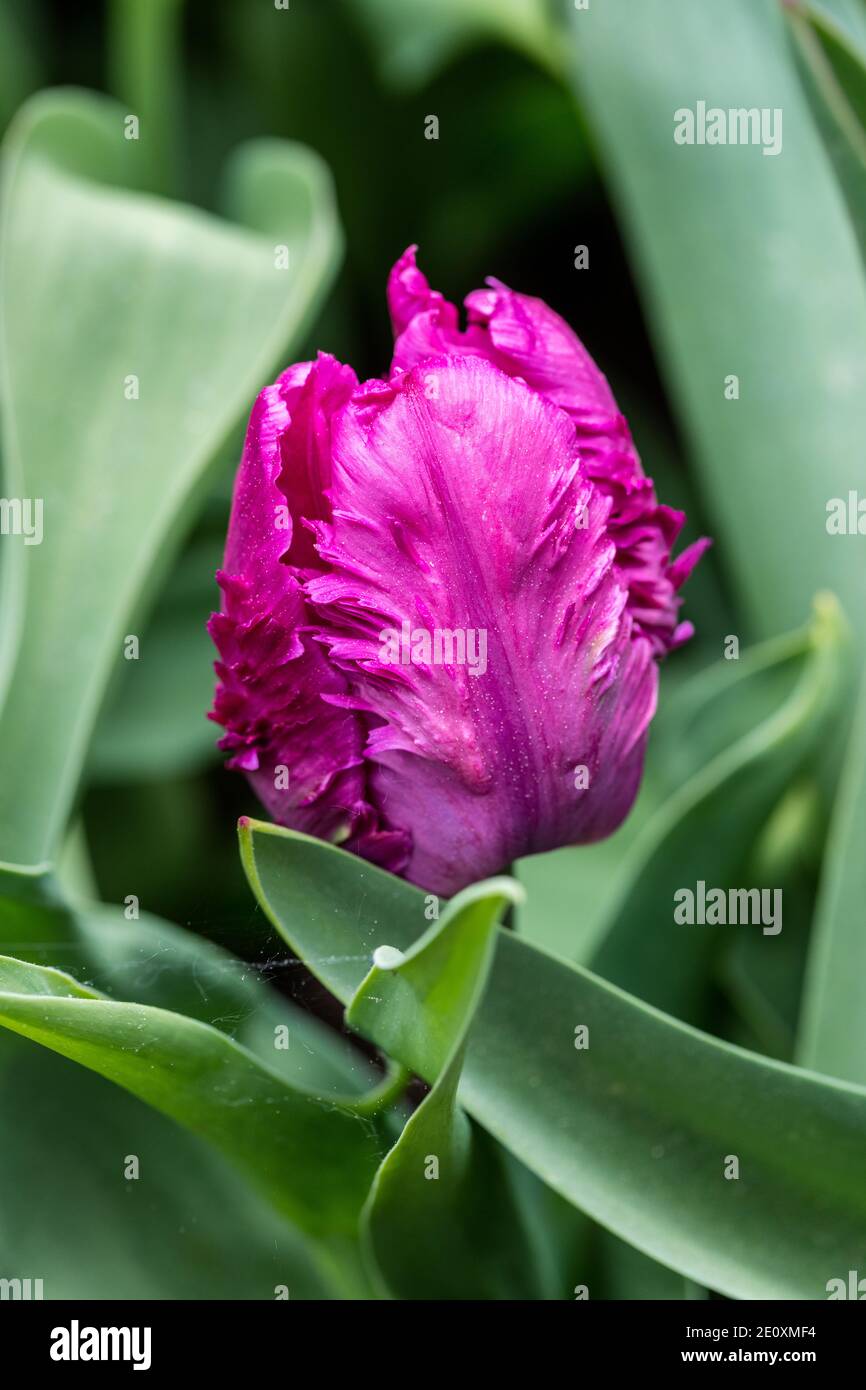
[515,628,784,962]
[0,864,381,1098]
[0,1034,337,1300]
[347,879,516,1078]
[587,599,846,1022]
[567,0,866,648]
[798,674,866,1083]
[519,601,846,1010]
[788,0,866,150]
[0,866,383,1296]
[348,878,550,1299]
[786,0,866,263]
[0,950,387,1238]
[0,89,342,866]
[242,820,866,1298]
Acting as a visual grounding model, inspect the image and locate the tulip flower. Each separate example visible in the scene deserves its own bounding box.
[209,248,708,896]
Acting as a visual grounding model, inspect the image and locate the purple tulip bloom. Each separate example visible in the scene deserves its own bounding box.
[209,248,708,895]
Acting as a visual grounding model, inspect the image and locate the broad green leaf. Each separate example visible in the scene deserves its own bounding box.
[242,821,866,1299]
[798,674,866,1083]
[0,866,381,1296]
[0,1035,335,1300]
[57,819,99,900]
[348,879,550,1299]
[519,602,845,996]
[786,0,866,262]
[805,0,866,47]
[348,880,517,1078]
[788,0,866,133]
[515,639,772,961]
[0,952,387,1238]
[0,865,380,1098]
[587,600,846,1022]
[81,904,385,1101]
[567,0,866,647]
[0,89,342,866]
[787,1,866,160]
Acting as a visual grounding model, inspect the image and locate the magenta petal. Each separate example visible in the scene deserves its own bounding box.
[210,253,708,895]
[388,243,445,337]
[304,354,658,895]
[466,282,623,434]
[208,376,409,872]
[390,248,635,475]
[388,248,706,656]
[276,353,358,571]
[669,536,713,590]
[388,245,489,376]
[222,377,295,587]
